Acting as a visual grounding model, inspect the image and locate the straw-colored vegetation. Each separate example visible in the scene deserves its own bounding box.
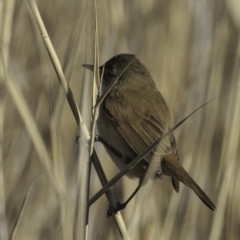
[1,0,240,239]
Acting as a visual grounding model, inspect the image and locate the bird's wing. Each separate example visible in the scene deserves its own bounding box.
[103,88,172,166]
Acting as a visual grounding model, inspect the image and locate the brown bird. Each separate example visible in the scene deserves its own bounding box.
[83,54,216,216]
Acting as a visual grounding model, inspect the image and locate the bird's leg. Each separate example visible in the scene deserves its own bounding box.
[95,135,144,217]
[107,177,143,217]
[95,135,123,159]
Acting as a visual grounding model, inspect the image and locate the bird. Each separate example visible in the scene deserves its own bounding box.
[83,53,216,216]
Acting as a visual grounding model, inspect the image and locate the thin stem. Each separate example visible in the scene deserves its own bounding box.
[26,1,130,239]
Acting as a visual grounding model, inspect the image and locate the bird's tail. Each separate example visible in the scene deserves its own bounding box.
[162,154,216,211]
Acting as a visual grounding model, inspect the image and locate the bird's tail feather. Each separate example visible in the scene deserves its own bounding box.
[186,175,216,211]
[162,154,216,211]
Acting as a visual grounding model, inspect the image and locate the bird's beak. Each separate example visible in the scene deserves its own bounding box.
[82,64,94,71]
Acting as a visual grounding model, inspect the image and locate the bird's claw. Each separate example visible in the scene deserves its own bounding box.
[107,201,127,218]
[157,167,163,180]
[94,134,100,142]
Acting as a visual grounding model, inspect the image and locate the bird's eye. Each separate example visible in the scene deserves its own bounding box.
[106,66,118,79]
[112,67,117,75]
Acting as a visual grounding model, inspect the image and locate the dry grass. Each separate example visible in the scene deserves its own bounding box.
[1,0,240,239]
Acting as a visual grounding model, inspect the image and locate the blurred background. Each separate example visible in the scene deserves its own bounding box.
[1,0,240,239]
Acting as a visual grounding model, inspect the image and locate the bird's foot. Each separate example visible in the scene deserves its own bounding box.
[107,201,127,218]
[94,134,100,142]
[157,167,163,180]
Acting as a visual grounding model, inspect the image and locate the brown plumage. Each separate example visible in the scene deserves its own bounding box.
[83,54,216,213]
